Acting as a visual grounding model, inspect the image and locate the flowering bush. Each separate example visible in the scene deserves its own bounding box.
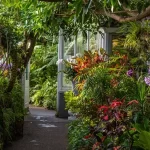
[84,99,139,149]
[66,48,150,150]
[0,62,12,76]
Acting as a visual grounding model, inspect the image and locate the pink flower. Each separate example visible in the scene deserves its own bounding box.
[103,115,109,121]
[126,69,133,77]
[114,113,121,120]
[144,76,150,86]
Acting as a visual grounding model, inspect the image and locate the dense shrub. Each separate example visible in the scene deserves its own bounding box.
[31,77,57,109]
[0,77,25,149]
[68,118,92,150]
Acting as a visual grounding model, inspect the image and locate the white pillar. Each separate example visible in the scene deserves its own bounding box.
[74,36,77,56]
[99,28,118,54]
[57,28,68,118]
[22,61,30,109]
[57,29,64,91]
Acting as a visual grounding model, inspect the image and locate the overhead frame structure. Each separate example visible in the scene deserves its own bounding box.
[57,27,118,118]
[37,0,119,118]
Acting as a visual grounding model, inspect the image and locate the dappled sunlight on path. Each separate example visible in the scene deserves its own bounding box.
[5,105,68,150]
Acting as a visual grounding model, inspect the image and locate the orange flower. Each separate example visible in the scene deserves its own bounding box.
[110,78,118,87]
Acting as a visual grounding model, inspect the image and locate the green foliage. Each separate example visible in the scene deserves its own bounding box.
[0,77,24,148]
[134,130,150,150]
[120,21,150,69]
[0,0,150,43]
[68,118,92,150]
[82,67,112,103]
[31,77,57,109]
[11,82,24,121]
[65,90,98,120]
[64,91,80,113]
[2,108,15,141]
[30,45,57,83]
[63,60,77,81]
[113,75,138,101]
[66,41,150,149]
[30,45,57,109]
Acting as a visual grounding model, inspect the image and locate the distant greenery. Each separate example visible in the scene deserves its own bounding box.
[30,45,57,109]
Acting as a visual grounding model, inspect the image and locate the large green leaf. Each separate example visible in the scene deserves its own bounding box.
[134,131,150,150]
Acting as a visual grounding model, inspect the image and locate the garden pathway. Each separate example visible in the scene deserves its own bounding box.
[5,105,69,150]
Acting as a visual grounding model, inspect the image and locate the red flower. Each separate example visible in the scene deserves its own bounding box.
[84,134,92,139]
[99,105,109,114]
[111,101,122,108]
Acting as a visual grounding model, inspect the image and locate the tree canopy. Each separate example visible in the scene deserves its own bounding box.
[37,0,150,36]
[1,0,150,38]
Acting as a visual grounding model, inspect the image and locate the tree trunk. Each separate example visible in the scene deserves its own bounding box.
[23,32,37,69]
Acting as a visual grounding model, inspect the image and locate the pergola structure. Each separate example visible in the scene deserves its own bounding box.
[57,27,118,118]
[22,0,118,118]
